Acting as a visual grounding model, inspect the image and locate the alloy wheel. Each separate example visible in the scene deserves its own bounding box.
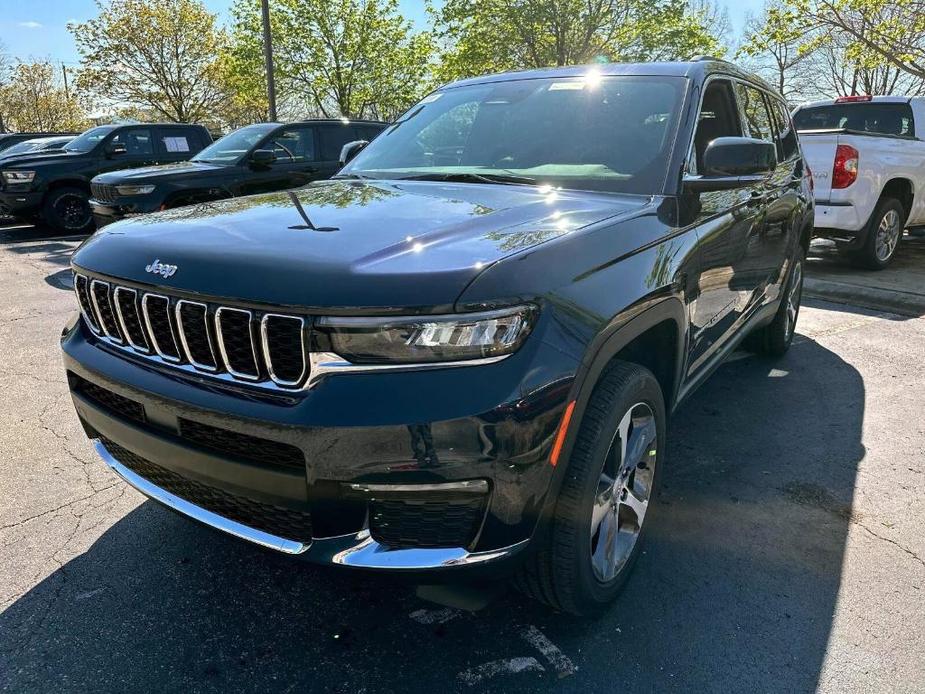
[589,402,657,583]
[875,209,901,262]
[55,194,91,231]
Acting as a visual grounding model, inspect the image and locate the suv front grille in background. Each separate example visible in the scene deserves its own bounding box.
[90,183,119,203]
[100,438,314,542]
[73,272,310,390]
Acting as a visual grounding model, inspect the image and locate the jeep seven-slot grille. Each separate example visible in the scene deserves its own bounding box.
[100,438,313,542]
[91,182,119,203]
[73,272,309,389]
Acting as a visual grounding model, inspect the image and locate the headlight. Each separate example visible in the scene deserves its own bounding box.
[1,170,36,184]
[115,184,155,196]
[316,305,537,364]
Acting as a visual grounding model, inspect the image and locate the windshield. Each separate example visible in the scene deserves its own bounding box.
[193,123,278,164]
[0,140,42,156]
[65,125,117,153]
[340,74,687,195]
[793,102,915,137]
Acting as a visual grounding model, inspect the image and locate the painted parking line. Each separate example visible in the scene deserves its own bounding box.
[457,657,545,686]
[520,624,577,678]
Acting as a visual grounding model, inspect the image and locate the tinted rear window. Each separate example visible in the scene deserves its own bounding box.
[793,102,915,137]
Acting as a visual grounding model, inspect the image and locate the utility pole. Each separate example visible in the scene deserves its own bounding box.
[61,63,70,99]
[261,0,278,121]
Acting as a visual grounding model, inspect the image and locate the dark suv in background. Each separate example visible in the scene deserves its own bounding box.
[0,132,79,154]
[89,119,388,227]
[0,123,211,232]
[63,60,812,615]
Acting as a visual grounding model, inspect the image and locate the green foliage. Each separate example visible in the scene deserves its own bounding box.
[225,0,437,121]
[0,62,88,132]
[71,0,227,123]
[434,0,725,82]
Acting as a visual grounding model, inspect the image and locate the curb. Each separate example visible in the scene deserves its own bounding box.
[804,277,925,317]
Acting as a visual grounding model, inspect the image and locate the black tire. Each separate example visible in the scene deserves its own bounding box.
[42,186,94,233]
[514,361,665,616]
[745,248,805,357]
[853,197,904,270]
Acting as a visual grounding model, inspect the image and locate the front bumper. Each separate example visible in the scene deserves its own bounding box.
[62,313,577,572]
[0,190,42,217]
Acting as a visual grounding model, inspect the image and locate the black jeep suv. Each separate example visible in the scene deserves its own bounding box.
[89,119,388,228]
[62,60,812,614]
[0,123,211,232]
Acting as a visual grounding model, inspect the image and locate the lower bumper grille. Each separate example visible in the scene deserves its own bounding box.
[101,438,314,542]
[72,374,145,424]
[370,495,488,549]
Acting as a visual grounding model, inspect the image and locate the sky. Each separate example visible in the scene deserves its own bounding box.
[0,0,765,67]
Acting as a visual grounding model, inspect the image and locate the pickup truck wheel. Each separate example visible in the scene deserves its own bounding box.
[746,249,804,357]
[513,361,664,616]
[43,187,94,233]
[856,197,904,270]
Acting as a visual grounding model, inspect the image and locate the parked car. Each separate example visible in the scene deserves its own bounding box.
[793,95,925,268]
[88,119,388,227]
[63,59,812,615]
[0,135,75,162]
[0,123,211,232]
[0,131,79,154]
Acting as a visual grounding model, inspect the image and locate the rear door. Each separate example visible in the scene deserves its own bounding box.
[155,127,206,164]
[315,123,361,178]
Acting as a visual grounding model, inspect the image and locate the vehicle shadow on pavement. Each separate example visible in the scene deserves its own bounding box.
[0,338,864,693]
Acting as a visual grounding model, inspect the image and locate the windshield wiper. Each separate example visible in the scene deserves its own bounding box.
[399,171,538,186]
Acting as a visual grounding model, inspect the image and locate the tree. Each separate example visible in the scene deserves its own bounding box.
[71,0,227,123]
[225,0,436,121]
[0,41,12,132]
[434,0,725,82]
[0,61,87,131]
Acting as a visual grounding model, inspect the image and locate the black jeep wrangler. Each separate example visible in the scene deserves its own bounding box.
[0,123,211,232]
[63,60,812,614]
[88,119,387,228]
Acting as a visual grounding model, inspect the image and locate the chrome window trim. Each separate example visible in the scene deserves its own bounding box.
[175,299,218,372]
[112,286,150,353]
[141,293,182,363]
[214,306,260,381]
[89,279,123,343]
[73,273,102,335]
[260,313,307,387]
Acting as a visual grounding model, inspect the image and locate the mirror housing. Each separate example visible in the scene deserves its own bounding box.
[106,142,127,157]
[250,149,277,168]
[684,137,777,193]
[339,140,368,168]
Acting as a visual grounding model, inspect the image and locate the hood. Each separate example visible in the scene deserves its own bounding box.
[0,150,85,169]
[93,161,228,184]
[72,179,652,312]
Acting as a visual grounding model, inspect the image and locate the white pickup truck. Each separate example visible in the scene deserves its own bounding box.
[792,95,925,269]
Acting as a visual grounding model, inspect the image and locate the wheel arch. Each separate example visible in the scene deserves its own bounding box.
[46,178,91,196]
[880,177,914,221]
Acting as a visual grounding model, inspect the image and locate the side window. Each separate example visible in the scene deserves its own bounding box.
[735,83,775,141]
[358,125,384,141]
[160,130,192,155]
[112,129,154,156]
[692,80,744,173]
[266,127,315,162]
[318,125,359,161]
[769,98,799,162]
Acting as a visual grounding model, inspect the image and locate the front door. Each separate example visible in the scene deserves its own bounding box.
[97,127,160,174]
[236,125,320,196]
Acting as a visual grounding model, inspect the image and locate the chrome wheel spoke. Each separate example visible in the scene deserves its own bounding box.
[591,507,620,581]
[620,484,648,526]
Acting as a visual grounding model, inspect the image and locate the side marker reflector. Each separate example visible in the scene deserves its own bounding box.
[549,400,576,466]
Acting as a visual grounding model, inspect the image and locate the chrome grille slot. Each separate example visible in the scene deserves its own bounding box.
[261,314,307,386]
[73,274,101,334]
[91,182,118,203]
[90,280,123,342]
[215,307,259,380]
[142,294,182,362]
[113,287,149,352]
[176,300,217,371]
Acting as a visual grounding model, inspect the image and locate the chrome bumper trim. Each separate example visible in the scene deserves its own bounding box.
[93,439,310,555]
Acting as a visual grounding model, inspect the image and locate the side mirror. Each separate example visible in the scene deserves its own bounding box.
[339,140,368,168]
[250,149,277,167]
[684,137,777,192]
[107,142,128,157]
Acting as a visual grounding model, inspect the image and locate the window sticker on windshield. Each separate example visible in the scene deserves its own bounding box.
[420,92,443,104]
[548,81,585,91]
[163,136,190,153]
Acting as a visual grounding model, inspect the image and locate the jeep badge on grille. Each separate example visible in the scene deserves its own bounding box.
[145,259,178,279]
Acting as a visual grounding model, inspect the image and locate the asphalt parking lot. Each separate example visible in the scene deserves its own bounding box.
[1,221,923,693]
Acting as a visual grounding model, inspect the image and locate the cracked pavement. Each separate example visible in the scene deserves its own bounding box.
[0,222,923,693]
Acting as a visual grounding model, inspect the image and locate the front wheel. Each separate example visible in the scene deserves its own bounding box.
[514,361,665,615]
[43,187,94,233]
